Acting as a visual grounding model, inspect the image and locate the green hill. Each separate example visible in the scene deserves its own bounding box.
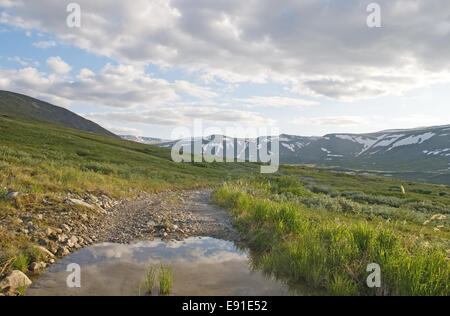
[0,115,257,197]
[0,91,116,137]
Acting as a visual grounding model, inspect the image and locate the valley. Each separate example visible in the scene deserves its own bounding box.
[0,94,448,296]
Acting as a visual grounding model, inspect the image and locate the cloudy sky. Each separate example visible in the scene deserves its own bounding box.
[0,0,449,138]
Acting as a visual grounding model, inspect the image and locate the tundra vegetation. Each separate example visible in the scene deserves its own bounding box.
[213,172,449,296]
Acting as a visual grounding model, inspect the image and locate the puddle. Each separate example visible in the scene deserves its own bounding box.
[27,237,294,296]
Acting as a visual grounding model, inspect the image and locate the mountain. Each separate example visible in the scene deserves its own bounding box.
[276,125,450,173]
[0,90,116,137]
[120,135,168,145]
[154,125,450,184]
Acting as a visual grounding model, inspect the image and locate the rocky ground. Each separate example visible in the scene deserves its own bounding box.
[0,189,242,295]
[96,190,241,243]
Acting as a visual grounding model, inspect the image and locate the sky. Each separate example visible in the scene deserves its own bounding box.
[0,0,449,139]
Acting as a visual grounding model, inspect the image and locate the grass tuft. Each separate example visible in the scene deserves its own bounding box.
[158,264,173,296]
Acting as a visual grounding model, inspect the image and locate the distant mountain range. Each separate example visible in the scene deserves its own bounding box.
[120,135,168,145]
[0,91,116,137]
[122,125,450,178]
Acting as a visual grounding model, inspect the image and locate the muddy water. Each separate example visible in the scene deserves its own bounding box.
[27,237,293,296]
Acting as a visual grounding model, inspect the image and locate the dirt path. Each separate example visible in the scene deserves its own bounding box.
[1,189,245,295]
[95,189,242,244]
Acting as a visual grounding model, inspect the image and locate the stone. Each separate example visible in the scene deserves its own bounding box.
[35,214,43,221]
[35,246,55,259]
[56,234,68,243]
[61,224,71,232]
[64,198,95,209]
[38,238,51,247]
[44,228,55,237]
[66,236,79,248]
[47,244,59,255]
[57,246,70,257]
[5,192,20,199]
[29,262,46,273]
[12,218,23,225]
[0,271,32,293]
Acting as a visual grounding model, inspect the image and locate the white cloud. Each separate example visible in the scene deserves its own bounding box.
[291,115,450,135]
[98,123,144,136]
[32,40,57,49]
[292,116,368,127]
[1,0,450,100]
[86,107,275,127]
[0,0,18,8]
[46,56,72,75]
[0,63,227,111]
[8,56,28,66]
[238,96,318,108]
[174,80,218,99]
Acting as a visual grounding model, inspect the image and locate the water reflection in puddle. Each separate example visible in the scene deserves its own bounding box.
[27,237,292,296]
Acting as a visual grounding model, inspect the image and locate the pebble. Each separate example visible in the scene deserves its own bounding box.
[29,262,46,273]
[57,246,70,257]
[6,192,20,199]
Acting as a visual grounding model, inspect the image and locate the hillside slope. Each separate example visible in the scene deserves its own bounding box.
[0,91,116,137]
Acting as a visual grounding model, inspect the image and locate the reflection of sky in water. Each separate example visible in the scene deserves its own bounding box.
[27,237,294,296]
[81,238,247,265]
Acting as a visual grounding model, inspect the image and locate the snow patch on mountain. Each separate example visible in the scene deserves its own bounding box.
[388,132,436,151]
[424,148,450,156]
[335,134,384,155]
[282,143,296,152]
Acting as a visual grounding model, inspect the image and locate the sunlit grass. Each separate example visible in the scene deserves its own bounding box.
[139,266,157,296]
[138,264,173,296]
[158,264,173,296]
[213,181,450,296]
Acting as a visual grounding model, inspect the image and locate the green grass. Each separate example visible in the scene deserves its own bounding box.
[138,264,173,296]
[139,266,157,296]
[282,165,450,207]
[11,253,29,273]
[158,264,173,296]
[213,179,449,296]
